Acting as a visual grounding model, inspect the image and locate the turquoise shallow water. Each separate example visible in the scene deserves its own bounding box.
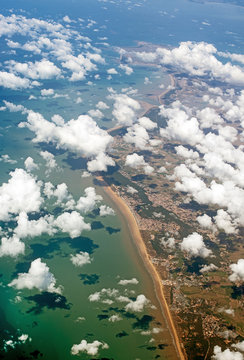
[0,0,244,359]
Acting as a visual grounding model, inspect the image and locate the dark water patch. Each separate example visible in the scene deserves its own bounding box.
[147,346,157,351]
[108,307,136,319]
[132,315,154,330]
[52,207,63,217]
[88,208,100,219]
[97,314,109,321]
[158,343,168,350]
[131,174,147,182]
[79,274,100,285]
[30,350,43,359]
[62,154,87,171]
[179,200,209,212]
[25,292,71,315]
[12,262,31,279]
[91,221,104,230]
[186,258,207,275]
[60,236,99,254]
[149,183,157,189]
[34,143,65,157]
[231,285,244,299]
[29,242,60,260]
[105,227,120,235]
[115,331,128,338]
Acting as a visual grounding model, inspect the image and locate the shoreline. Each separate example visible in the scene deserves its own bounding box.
[98,177,186,360]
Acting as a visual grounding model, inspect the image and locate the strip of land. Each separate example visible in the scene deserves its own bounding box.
[98,177,186,360]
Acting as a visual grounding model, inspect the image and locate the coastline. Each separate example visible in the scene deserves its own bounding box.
[98,177,186,360]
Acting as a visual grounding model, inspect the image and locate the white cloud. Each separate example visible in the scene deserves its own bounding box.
[108,315,122,322]
[19,111,114,171]
[24,157,39,172]
[125,294,150,312]
[0,154,17,164]
[138,117,157,130]
[127,186,138,194]
[107,68,118,75]
[88,109,103,119]
[212,345,243,360]
[0,168,42,221]
[176,145,199,160]
[71,340,108,356]
[8,59,61,80]
[118,278,139,286]
[180,232,212,258]
[70,252,91,266]
[214,209,238,234]
[160,237,175,249]
[119,64,133,75]
[76,187,102,213]
[200,263,218,273]
[110,94,141,126]
[41,88,54,96]
[197,214,214,229]
[14,211,55,239]
[96,101,109,110]
[0,71,31,90]
[229,259,244,282]
[87,152,115,172]
[99,205,115,216]
[9,258,60,293]
[40,151,58,173]
[54,211,91,238]
[125,153,154,175]
[232,341,244,352]
[124,124,151,150]
[0,236,25,257]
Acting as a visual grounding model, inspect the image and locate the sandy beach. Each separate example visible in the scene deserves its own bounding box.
[98,177,186,360]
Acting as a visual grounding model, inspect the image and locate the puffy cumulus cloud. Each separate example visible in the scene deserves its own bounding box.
[0,71,31,90]
[14,211,55,239]
[8,59,61,80]
[0,168,42,221]
[76,187,102,213]
[196,107,224,129]
[71,340,108,356]
[197,214,214,230]
[212,345,243,360]
[124,124,151,150]
[229,259,244,283]
[87,152,115,172]
[3,100,28,114]
[110,94,141,126]
[107,68,118,75]
[214,209,238,234]
[44,182,72,206]
[125,153,154,175]
[118,278,139,286]
[19,111,114,171]
[176,145,199,160]
[96,101,109,110]
[0,154,17,164]
[136,42,244,85]
[127,186,138,194]
[0,236,25,257]
[119,64,133,75]
[99,205,115,217]
[61,52,103,81]
[138,117,157,130]
[24,157,39,172]
[70,252,91,267]
[159,101,204,146]
[180,232,212,258]
[88,109,103,120]
[200,263,218,273]
[40,151,58,174]
[232,341,244,352]
[125,294,150,312]
[9,258,61,293]
[108,315,122,322]
[54,211,91,238]
[41,88,54,96]
[160,237,176,249]
[88,288,124,305]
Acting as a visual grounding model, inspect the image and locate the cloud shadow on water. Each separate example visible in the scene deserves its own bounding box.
[79,274,100,285]
[25,292,71,315]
